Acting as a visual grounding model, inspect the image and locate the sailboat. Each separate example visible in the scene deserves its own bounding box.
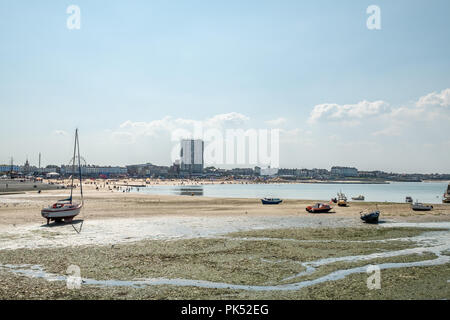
[41,129,83,224]
[443,183,450,204]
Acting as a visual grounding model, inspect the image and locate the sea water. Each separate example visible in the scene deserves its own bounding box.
[132,181,449,204]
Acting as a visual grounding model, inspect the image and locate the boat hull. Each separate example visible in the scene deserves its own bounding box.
[361,212,379,224]
[261,199,282,205]
[443,194,450,203]
[307,208,332,213]
[306,205,332,213]
[41,204,81,220]
[412,206,433,211]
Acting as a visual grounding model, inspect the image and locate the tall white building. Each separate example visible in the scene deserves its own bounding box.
[180,139,204,174]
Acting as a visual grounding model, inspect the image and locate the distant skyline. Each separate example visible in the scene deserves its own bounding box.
[1,1,450,173]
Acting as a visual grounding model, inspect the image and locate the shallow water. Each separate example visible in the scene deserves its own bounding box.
[0,215,361,250]
[1,222,449,292]
[131,181,450,204]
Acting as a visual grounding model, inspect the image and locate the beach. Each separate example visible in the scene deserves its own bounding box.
[0,181,449,299]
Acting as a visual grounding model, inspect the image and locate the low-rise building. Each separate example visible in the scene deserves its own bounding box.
[331,166,358,177]
[61,165,127,177]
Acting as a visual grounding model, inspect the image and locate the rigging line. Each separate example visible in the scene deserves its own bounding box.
[71,219,84,234]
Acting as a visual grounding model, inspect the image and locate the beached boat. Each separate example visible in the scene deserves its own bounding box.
[306,203,332,213]
[41,129,83,224]
[411,201,433,211]
[360,210,380,224]
[405,196,413,203]
[443,183,450,203]
[261,197,282,205]
[337,191,348,207]
[351,195,365,201]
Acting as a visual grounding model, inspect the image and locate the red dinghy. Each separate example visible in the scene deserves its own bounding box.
[306,203,332,213]
[41,129,84,224]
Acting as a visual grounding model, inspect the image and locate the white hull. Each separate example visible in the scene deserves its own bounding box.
[41,204,81,219]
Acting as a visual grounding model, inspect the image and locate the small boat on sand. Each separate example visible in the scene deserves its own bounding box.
[405,196,413,203]
[337,191,348,207]
[41,129,83,225]
[261,197,282,205]
[351,195,365,201]
[411,201,433,211]
[360,210,380,224]
[443,183,450,203]
[306,203,332,213]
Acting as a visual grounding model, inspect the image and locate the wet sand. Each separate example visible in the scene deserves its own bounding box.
[0,179,62,194]
[0,184,449,299]
[1,184,449,225]
[0,185,448,250]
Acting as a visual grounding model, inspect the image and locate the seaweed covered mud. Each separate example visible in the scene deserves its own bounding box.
[0,224,449,299]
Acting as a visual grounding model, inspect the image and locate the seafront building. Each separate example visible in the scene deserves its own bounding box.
[0,165,20,173]
[2,157,449,181]
[180,139,204,175]
[60,165,127,177]
[126,163,170,178]
[331,166,358,177]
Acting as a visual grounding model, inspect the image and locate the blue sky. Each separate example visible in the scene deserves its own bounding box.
[1,1,450,172]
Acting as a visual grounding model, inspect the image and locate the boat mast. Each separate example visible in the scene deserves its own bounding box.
[76,129,84,205]
[70,129,77,204]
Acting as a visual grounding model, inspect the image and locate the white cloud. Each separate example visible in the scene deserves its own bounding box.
[111,131,135,143]
[416,88,450,108]
[113,112,250,141]
[308,100,389,123]
[279,128,314,146]
[53,130,68,136]
[265,117,287,127]
[204,112,250,128]
[372,126,402,137]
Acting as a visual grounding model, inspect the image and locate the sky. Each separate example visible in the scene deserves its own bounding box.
[1,0,450,173]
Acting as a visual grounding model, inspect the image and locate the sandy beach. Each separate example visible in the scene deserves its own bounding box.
[1,181,450,225]
[0,181,449,299]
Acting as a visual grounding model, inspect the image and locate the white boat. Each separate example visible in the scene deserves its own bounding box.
[41,129,83,224]
[352,195,365,201]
